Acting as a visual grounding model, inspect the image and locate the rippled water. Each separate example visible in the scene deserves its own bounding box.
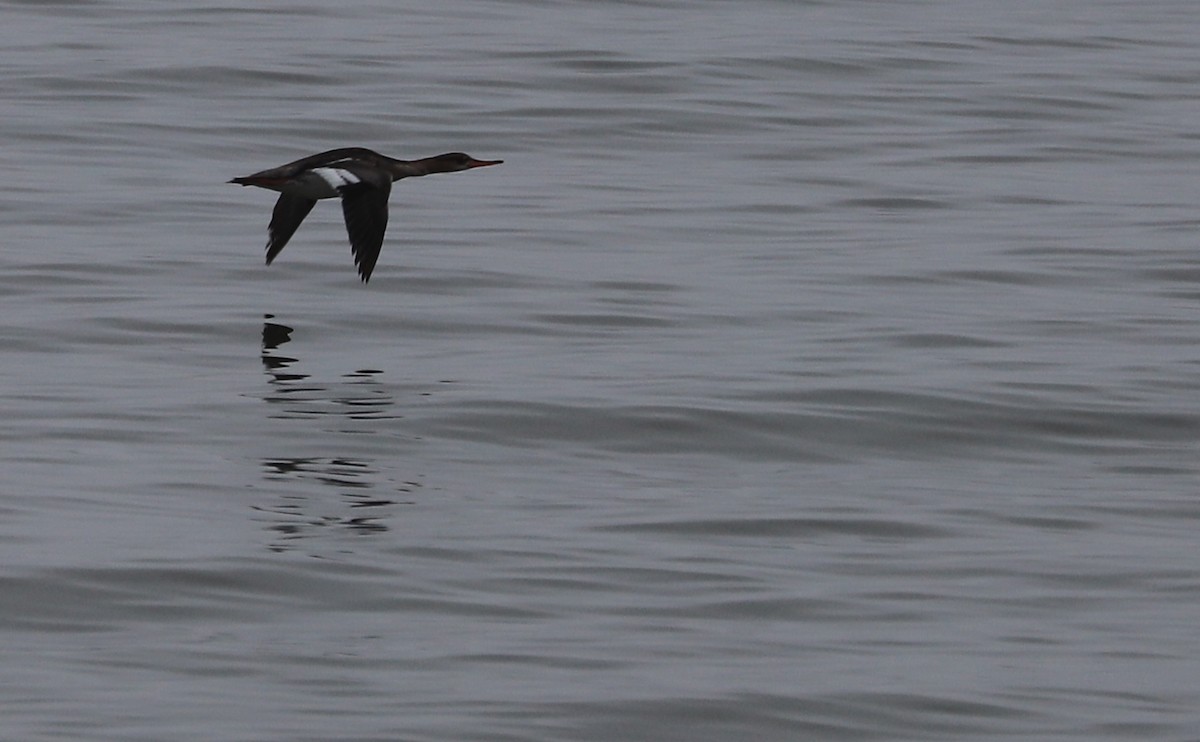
[2,1,1199,740]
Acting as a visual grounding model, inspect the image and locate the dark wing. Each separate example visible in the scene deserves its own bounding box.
[265,193,317,265]
[339,179,392,282]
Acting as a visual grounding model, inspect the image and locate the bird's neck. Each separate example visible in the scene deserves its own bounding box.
[384,159,426,179]
[388,156,448,179]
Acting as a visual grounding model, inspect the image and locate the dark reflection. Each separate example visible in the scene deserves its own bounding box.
[254,456,424,551]
[261,317,293,349]
[259,315,398,420]
[255,314,423,552]
[261,314,302,376]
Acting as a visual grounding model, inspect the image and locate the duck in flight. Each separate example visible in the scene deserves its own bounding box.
[230,148,502,282]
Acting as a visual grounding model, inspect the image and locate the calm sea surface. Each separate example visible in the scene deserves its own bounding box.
[2,1,1199,739]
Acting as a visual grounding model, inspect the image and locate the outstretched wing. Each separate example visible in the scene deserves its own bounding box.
[340,179,392,282]
[265,193,317,265]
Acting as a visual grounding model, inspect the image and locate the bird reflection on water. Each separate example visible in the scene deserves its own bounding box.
[259,314,397,420]
[255,314,416,551]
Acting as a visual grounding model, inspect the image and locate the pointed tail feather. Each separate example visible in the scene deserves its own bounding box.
[230,175,289,188]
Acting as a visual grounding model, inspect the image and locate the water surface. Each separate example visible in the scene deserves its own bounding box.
[2,1,1198,740]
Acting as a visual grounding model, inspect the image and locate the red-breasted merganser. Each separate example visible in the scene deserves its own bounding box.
[230,148,502,282]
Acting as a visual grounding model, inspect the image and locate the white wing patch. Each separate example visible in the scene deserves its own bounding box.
[313,167,361,189]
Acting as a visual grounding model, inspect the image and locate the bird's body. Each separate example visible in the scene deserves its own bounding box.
[230,148,501,282]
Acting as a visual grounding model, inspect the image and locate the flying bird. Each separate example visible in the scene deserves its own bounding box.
[230,148,502,282]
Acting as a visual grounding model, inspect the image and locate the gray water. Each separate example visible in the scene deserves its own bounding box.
[3,1,1199,739]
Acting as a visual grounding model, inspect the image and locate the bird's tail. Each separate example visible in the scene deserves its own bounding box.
[229,176,287,187]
